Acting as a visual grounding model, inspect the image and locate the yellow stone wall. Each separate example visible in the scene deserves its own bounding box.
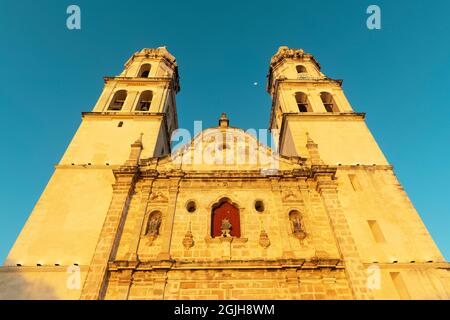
[104,172,355,300]
[114,179,342,262]
[105,269,353,300]
[5,168,115,267]
[0,267,87,300]
[281,115,388,165]
[60,114,168,165]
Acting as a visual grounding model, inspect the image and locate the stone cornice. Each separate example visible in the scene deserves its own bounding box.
[137,169,316,180]
[81,111,166,120]
[108,258,343,271]
[275,77,343,87]
[55,164,120,170]
[336,164,393,170]
[283,112,366,121]
[311,165,338,179]
[104,76,180,92]
[104,76,171,83]
[0,265,89,272]
[113,165,140,176]
[362,261,450,270]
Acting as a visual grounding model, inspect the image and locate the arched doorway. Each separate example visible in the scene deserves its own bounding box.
[211,199,241,238]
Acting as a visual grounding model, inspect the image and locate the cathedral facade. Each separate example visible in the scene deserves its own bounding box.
[0,47,448,300]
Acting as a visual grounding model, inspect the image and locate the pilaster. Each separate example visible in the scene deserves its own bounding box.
[80,167,139,300]
[314,169,374,299]
[80,136,143,300]
[157,174,183,260]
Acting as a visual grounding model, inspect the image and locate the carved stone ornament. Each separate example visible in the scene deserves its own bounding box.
[293,230,307,240]
[182,230,194,250]
[282,189,298,202]
[270,46,305,67]
[149,191,168,202]
[221,218,232,237]
[145,212,162,245]
[259,230,271,248]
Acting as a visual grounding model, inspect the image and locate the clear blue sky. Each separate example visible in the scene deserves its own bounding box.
[0,0,449,262]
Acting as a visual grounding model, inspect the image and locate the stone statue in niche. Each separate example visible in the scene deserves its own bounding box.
[221,218,232,237]
[292,216,302,233]
[289,210,306,240]
[146,211,162,244]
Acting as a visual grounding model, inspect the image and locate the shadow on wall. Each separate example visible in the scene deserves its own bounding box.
[0,260,83,300]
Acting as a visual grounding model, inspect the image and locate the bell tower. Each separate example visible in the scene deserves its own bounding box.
[62,46,180,165]
[4,47,180,284]
[268,46,387,165]
[267,47,447,300]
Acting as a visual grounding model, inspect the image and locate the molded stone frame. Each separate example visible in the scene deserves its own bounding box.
[254,199,267,214]
[204,195,248,243]
[185,199,198,213]
[287,207,307,241]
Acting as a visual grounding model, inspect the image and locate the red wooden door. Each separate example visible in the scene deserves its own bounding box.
[212,202,241,238]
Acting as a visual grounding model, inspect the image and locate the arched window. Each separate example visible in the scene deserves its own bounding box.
[296,65,307,74]
[320,92,339,112]
[295,92,311,112]
[138,64,151,78]
[289,210,306,239]
[145,211,162,237]
[108,90,127,111]
[211,199,240,238]
[136,90,153,111]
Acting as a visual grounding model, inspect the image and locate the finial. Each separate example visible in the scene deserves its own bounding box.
[305,132,323,165]
[219,113,229,128]
[306,132,315,145]
[135,132,144,144]
[131,133,144,148]
[126,133,144,166]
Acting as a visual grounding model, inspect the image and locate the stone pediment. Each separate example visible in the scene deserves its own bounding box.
[140,127,307,174]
